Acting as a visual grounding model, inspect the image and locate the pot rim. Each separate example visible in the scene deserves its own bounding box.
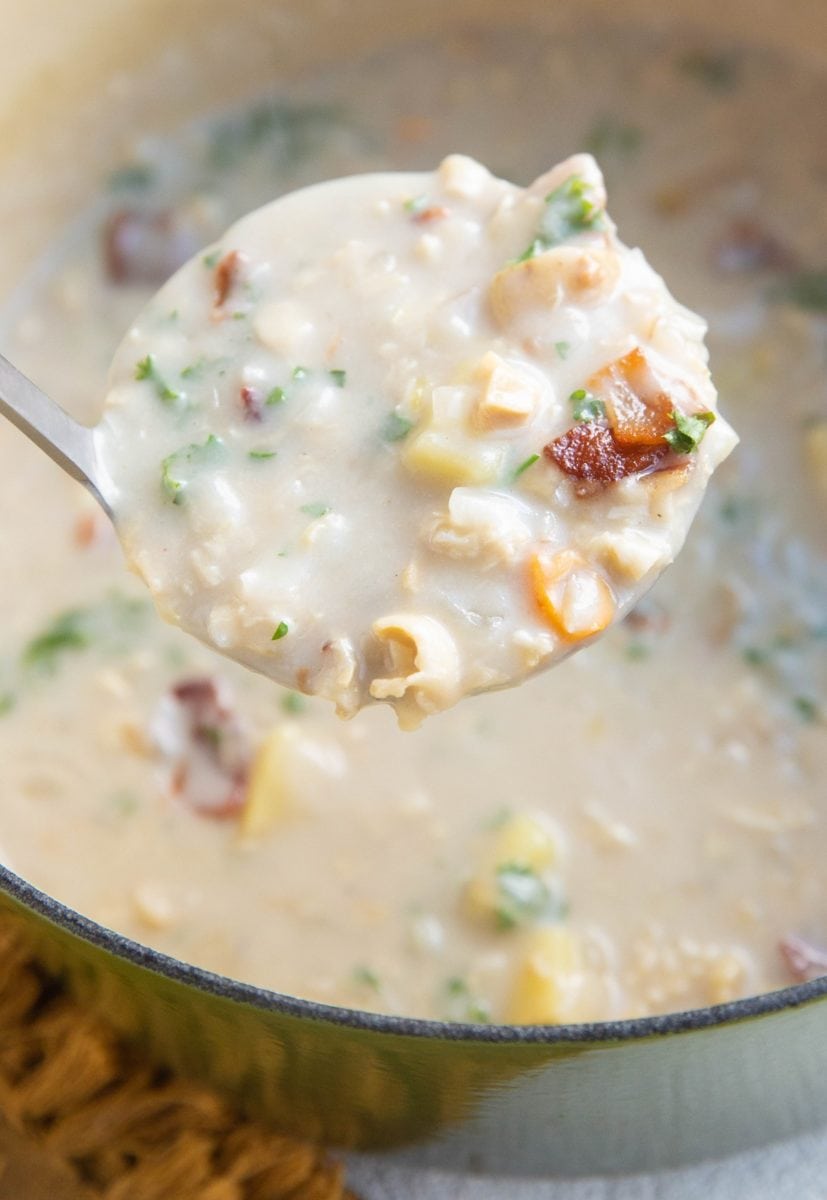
[3,862,826,1044]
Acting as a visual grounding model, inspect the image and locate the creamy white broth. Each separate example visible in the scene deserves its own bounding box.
[0,24,825,1021]
[97,153,733,727]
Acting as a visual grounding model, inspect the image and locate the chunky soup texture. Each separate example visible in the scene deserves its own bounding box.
[0,25,825,1023]
[98,152,734,727]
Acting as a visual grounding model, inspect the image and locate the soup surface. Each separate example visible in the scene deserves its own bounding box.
[98,152,733,727]
[0,23,825,1023]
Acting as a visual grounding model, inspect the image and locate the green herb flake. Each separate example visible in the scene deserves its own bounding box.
[352,964,381,991]
[494,863,552,931]
[382,412,414,442]
[329,368,347,388]
[664,409,716,454]
[161,435,224,505]
[555,341,571,360]
[207,99,341,171]
[266,386,286,406]
[520,175,606,261]
[135,354,180,404]
[793,696,820,723]
[271,621,289,642]
[512,453,540,481]
[281,691,307,715]
[23,610,91,672]
[108,163,155,192]
[300,502,331,519]
[625,641,650,662]
[203,250,221,269]
[292,365,310,381]
[443,976,491,1024]
[585,118,643,158]
[742,645,769,668]
[404,194,428,214]
[570,388,606,424]
[678,48,739,91]
[0,692,16,716]
[249,448,277,460]
[773,271,827,313]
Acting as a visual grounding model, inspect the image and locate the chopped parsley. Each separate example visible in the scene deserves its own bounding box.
[664,409,716,454]
[678,48,739,91]
[352,964,381,991]
[625,641,651,662]
[271,621,289,641]
[443,976,491,1024]
[554,340,571,360]
[329,368,347,388]
[202,249,221,269]
[512,453,539,481]
[570,388,606,423]
[207,99,341,171]
[494,863,553,931]
[249,448,277,460]
[281,691,307,715]
[585,118,643,158]
[520,174,605,262]
[792,696,820,723]
[161,435,224,505]
[774,271,827,313]
[300,502,331,519]
[404,194,428,214]
[292,365,310,380]
[0,693,14,717]
[108,163,155,191]
[382,412,414,442]
[135,355,180,404]
[23,609,91,671]
[267,386,286,406]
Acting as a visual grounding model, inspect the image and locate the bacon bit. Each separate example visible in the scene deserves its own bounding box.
[103,209,203,286]
[779,933,827,983]
[591,348,675,447]
[153,677,250,819]
[396,115,434,144]
[73,511,101,548]
[412,205,450,225]
[240,384,264,422]
[545,422,669,485]
[213,249,244,312]
[711,218,796,274]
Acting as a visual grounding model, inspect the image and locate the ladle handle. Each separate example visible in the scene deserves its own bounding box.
[0,353,109,513]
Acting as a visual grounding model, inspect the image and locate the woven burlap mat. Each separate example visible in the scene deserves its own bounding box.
[0,918,357,1200]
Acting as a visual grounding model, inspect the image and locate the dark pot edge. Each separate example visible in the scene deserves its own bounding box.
[3,862,826,1045]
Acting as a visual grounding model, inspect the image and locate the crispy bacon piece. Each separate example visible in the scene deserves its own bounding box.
[103,209,202,286]
[544,421,669,485]
[240,385,264,422]
[590,348,675,447]
[712,218,796,274]
[152,677,250,819]
[779,933,827,983]
[213,249,244,311]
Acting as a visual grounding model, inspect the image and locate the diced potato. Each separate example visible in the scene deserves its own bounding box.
[506,926,584,1024]
[589,529,670,583]
[805,420,827,496]
[493,813,559,872]
[240,724,299,837]
[473,351,540,431]
[706,952,746,1006]
[530,548,615,641]
[403,428,506,486]
[489,246,619,328]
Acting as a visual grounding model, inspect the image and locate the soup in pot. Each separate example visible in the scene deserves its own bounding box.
[0,23,824,1023]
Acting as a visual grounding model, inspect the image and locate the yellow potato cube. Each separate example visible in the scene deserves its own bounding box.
[506,926,584,1025]
[403,429,506,486]
[240,724,299,837]
[493,813,559,872]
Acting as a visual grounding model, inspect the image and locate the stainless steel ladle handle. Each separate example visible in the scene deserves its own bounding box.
[0,352,109,514]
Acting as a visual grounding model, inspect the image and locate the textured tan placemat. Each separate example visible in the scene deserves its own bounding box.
[0,919,356,1200]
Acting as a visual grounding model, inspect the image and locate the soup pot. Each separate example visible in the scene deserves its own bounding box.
[0,0,825,1178]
